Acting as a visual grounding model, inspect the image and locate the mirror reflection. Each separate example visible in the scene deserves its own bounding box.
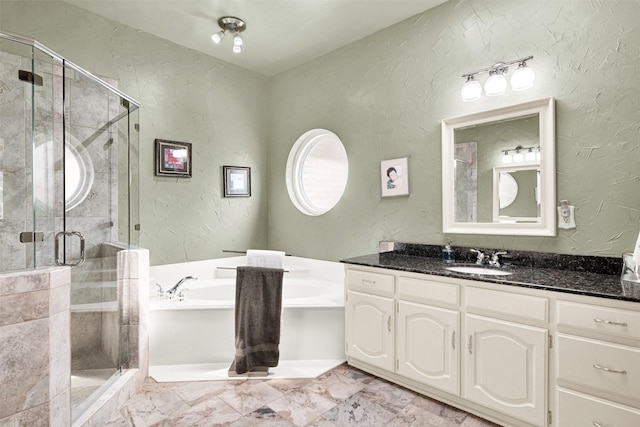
[441,97,555,236]
[493,166,540,222]
[454,114,539,223]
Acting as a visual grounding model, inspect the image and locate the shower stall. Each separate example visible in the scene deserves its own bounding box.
[0,31,140,422]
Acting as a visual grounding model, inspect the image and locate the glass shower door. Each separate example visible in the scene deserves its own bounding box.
[0,36,58,272]
[61,63,132,417]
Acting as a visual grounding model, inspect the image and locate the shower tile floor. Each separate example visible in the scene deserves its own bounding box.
[107,363,500,426]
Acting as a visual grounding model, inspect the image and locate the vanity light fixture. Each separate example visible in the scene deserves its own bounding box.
[461,56,534,101]
[212,16,246,54]
[502,145,540,164]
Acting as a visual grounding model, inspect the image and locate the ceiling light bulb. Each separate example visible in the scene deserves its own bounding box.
[511,62,535,91]
[211,30,225,44]
[461,76,482,102]
[233,32,243,46]
[233,44,241,54]
[484,70,507,96]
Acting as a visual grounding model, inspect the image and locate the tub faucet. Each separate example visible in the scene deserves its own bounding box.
[165,276,197,299]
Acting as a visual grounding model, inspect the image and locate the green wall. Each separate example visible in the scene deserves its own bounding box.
[268,0,640,260]
[2,0,639,265]
[1,1,270,265]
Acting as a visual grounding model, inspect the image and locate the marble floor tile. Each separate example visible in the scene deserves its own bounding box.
[217,381,285,416]
[268,389,337,426]
[111,363,501,426]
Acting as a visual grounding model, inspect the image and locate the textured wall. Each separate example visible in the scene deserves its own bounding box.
[2,0,639,265]
[1,1,269,266]
[268,0,640,260]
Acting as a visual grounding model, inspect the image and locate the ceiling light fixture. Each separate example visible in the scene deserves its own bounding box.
[212,16,246,54]
[461,56,534,101]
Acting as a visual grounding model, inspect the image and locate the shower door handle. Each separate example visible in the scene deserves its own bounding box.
[55,231,86,267]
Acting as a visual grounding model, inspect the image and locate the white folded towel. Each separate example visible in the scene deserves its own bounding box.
[633,231,640,274]
[246,249,285,269]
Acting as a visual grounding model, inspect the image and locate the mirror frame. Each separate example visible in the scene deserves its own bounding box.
[441,97,556,236]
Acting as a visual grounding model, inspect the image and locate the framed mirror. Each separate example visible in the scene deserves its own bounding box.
[442,97,555,236]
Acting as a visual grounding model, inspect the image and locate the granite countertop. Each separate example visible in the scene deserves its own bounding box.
[341,251,640,303]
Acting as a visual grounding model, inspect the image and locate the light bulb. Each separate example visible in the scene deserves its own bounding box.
[536,147,541,162]
[502,151,512,164]
[233,32,243,46]
[233,44,241,54]
[461,76,482,102]
[525,148,536,162]
[511,63,535,91]
[513,150,524,163]
[484,70,507,96]
[211,30,225,44]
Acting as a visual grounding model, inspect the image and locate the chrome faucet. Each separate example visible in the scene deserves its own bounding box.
[165,276,197,299]
[489,251,508,267]
[470,249,486,265]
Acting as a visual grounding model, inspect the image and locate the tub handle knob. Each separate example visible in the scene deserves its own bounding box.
[155,283,165,297]
[177,288,189,302]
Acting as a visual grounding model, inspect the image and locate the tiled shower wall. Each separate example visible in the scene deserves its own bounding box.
[0,248,149,426]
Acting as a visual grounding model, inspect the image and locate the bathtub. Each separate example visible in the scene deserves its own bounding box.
[148,256,346,381]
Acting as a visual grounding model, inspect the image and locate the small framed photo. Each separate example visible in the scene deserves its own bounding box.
[223,166,251,197]
[381,157,409,197]
[155,139,192,178]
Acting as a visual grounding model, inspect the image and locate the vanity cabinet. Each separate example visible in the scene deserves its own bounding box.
[345,269,395,371]
[345,290,394,371]
[344,263,640,427]
[464,287,549,426]
[555,300,640,426]
[397,274,460,395]
[464,314,547,426]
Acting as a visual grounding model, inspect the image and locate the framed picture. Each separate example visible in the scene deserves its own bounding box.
[223,166,251,197]
[380,157,409,197]
[155,139,192,178]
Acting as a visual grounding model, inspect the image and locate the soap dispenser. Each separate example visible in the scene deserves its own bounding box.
[442,240,455,263]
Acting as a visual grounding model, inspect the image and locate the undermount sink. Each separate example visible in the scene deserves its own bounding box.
[445,265,513,276]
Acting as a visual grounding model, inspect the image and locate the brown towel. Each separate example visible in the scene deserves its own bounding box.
[229,266,284,375]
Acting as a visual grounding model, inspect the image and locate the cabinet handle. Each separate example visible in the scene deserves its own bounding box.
[362,279,376,285]
[452,330,456,349]
[387,316,391,332]
[592,422,603,427]
[467,335,473,353]
[593,363,627,375]
[593,318,628,327]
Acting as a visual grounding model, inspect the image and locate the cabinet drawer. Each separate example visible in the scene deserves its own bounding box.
[347,269,394,296]
[466,287,548,322]
[557,301,640,340]
[557,387,640,427]
[557,334,640,402]
[398,275,459,306]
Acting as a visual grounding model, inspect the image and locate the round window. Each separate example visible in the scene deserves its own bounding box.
[286,129,348,216]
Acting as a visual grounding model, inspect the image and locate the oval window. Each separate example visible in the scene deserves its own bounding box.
[286,129,348,216]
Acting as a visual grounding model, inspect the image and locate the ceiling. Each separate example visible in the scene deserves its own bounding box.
[63,0,447,76]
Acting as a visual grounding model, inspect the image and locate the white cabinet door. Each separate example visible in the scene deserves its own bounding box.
[346,290,394,371]
[464,314,547,427]
[397,301,459,394]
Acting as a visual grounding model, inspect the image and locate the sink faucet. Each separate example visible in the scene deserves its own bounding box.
[470,249,486,265]
[165,276,197,299]
[489,251,508,267]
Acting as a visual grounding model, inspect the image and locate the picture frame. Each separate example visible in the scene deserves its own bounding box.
[223,166,251,197]
[380,157,409,197]
[155,139,192,178]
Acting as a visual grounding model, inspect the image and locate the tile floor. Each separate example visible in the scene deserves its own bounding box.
[106,363,500,426]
